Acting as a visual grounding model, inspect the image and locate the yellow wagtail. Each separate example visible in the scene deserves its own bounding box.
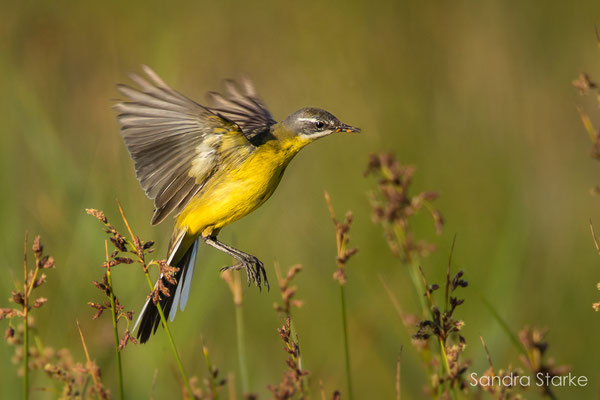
[114,66,359,343]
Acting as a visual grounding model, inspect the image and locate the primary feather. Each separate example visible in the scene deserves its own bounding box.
[206,78,276,139]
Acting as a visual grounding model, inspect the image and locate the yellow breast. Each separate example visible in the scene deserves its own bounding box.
[176,137,309,235]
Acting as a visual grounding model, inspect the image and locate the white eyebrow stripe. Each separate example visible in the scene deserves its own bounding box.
[297,117,319,124]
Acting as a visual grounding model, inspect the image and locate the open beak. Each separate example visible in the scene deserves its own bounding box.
[336,123,361,133]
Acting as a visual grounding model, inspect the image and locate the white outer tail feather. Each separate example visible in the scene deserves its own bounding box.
[169,238,199,320]
[179,239,199,311]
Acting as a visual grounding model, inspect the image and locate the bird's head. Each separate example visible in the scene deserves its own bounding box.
[277,107,360,144]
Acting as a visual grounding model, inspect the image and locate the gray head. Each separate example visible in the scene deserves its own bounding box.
[280,107,360,141]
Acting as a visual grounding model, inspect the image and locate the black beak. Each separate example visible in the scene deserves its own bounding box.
[336,123,361,133]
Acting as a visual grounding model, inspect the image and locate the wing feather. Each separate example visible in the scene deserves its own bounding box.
[115,65,255,225]
[206,78,276,140]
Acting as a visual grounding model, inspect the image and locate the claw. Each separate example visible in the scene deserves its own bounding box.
[246,262,253,287]
[220,263,241,272]
[219,256,269,291]
[262,267,270,291]
[204,236,270,291]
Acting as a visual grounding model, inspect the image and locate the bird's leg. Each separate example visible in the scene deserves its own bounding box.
[202,235,269,291]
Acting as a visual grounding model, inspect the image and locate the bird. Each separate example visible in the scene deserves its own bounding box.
[114,65,360,343]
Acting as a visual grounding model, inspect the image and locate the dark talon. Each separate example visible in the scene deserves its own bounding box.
[262,267,270,291]
[220,263,243,272]
[222,258,268,290]
[221,262,252,287]
[247,262,254,287]
[220,264,234,272]
[203,235,270,292]
[253,258,268,291]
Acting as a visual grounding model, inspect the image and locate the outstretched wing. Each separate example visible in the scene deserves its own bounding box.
[206,78,276,140]
[114,65,255,225]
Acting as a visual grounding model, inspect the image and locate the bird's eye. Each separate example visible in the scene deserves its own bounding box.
[315,121,325,129]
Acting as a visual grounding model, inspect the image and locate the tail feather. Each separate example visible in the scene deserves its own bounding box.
[135,234,199,344]
[177,239,199,313]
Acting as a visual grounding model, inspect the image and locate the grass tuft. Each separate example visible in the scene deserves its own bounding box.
[324,191,358,400]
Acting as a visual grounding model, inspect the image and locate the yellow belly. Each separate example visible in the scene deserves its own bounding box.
[176,139,306,236]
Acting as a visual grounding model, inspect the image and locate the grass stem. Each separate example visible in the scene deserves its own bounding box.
[115,200,192,397]
[438,338,457,400]
[288,315,309,396]
[202,338,219,400]
[396,348,402,400]
[234,303,249,394]
[104,242,124,400]
[23,236,29,400]
[340,284,353,400]
[408,260,428,316]
[142,272,192,396]
[76,320,102,400]
[324,192,355,400]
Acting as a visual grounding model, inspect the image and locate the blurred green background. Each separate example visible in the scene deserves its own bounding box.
[3,1,600,398]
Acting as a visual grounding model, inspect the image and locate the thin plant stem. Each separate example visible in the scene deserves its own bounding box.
[339,284,353,400]
[438,338,458,400]
[142,272,192,396]
[224,267,249,395]
[408,260,428,316]
[234,302,249,394]
[478,293,527,356]
[25,268,40,299]
[273,262,309,396]
[288,317,302,371]
[396,348,402,400]
[229,239,249,395]
[440,237,458,400]
[23,236,45,400]
[227,372,236,400]
[288,315,309,396]
[116,200,192,396]
[418,266,457,400]
[202,338,219,400]
[392,225,428,316]
[23,236,29,400]
[324,193,355,400]
[76,320,102,400]
[81,377,91,400]
[444,236,457,315]
[104,242,124,400]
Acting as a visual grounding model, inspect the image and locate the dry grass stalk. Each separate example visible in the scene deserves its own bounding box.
[183,341,227,400]
[267,316,309,399]
[413,261,470,397]
[222,269,243,306]
[274,264,304,316]
[366,153,449,396]
[87,203,191,396]
[268,264,309,400]
[222,268,251,396]
[574,67,600,314]
[324,192,358,286]
[365,153,443,263]
[1,236,110,399]
[86,207,178,309]
[324,192,357,400]
[396,348,402,400]
[76,320,110,399]
[589,221,600,311]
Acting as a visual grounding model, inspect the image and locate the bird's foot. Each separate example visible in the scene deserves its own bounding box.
[221,255,269,291]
